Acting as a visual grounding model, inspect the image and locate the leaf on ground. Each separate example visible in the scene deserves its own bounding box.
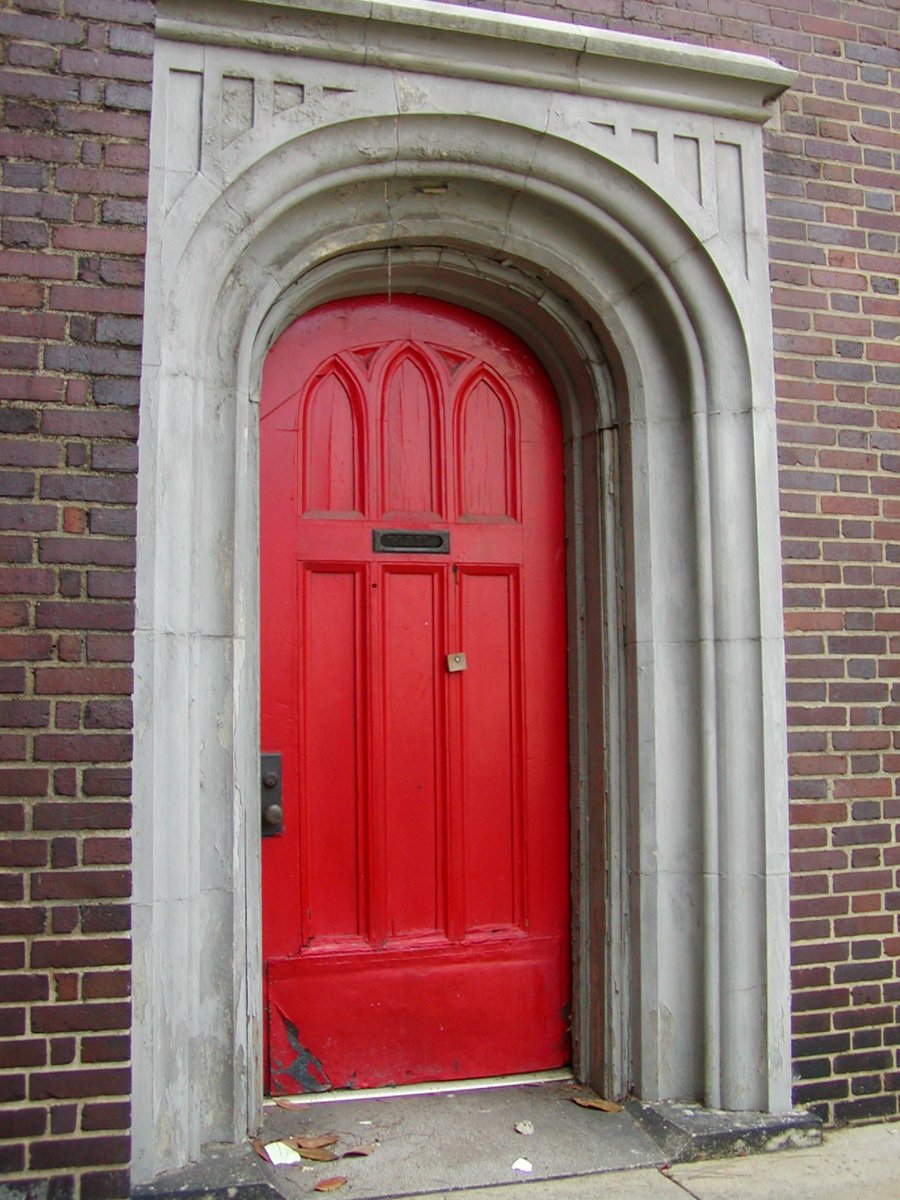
[295,1147,338,1162]
[343,1143,375,1157]
[273,1096,304,1109]
[571,1096,623,1113]
[290,1134,340,1150]
[314,1177,348,1192]
[250,1138,271,1162]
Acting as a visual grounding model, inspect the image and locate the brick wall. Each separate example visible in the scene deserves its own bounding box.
[1,0,898,1192]
[451,0,900,1125]
[0,1,154,1196]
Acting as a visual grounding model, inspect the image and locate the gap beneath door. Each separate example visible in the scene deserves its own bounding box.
[264,1068,573,1106]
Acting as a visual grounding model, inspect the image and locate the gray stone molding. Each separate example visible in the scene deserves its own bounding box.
[158,0,793,122]
[135,0,795,1182]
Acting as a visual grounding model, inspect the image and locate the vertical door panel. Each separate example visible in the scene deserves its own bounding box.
[301,566,366,946]
[458,568,521,933]
[381,567,446,942]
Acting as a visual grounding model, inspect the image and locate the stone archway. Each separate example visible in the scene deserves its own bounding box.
[134,1,794,1182]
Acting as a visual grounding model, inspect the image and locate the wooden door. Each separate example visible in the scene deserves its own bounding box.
[260,295,569,1093]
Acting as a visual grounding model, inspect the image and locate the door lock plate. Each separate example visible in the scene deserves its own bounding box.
[261,751,283,836]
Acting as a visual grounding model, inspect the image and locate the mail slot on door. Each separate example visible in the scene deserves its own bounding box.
[373,529,450,554]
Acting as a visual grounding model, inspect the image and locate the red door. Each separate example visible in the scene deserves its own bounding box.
[260,295,569,1093]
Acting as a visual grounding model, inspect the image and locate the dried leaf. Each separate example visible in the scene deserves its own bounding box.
[315,1177,348,1192]
[291,1134,339,1150]
[343,1143,375,1157]
[295,1147,338,1163]
[250,1137,271,1162]
[274,1096,304,1109]
[514,1120,534,1136]
[572,1095,623,1113]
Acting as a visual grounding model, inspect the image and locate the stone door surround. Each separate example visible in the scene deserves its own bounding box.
[134,0,795,1181]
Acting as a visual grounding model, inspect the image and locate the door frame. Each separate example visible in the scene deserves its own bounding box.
[135,5,794,1180]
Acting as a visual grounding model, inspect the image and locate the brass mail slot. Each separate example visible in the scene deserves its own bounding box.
[373,530,450,554]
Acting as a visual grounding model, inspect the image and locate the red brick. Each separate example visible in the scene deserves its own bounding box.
[30,1009,130,1038]
[29,1134,129,1169]
[52,226,146,254]
[0,768,48,796]
[80,1102,130,1131]
[0,1104,47,1138]
[34,667,133,695]
[81,1036,129,1064]
[82,971,130,998]
[48,283,144,315]
[30,938,130,968]
[0,249,74,279]
[0,838,49,867]
[32,802,130,830]
[0,1039,48,1069]
[37,537,135,567]
[55,165,148,198]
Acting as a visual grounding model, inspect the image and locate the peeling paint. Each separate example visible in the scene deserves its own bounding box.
[274,1013,332,1093]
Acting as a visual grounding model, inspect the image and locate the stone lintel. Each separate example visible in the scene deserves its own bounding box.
[157,0,796,123]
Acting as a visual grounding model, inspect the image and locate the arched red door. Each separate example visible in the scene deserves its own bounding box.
[260,295,570,1092]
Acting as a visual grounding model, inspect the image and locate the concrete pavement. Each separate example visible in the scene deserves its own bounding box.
[135,1078,897,1200]
[409,1120,900,1200]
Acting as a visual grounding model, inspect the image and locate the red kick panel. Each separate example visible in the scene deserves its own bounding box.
[261,295,569,1092]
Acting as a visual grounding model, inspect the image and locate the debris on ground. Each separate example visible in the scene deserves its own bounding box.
[571,1095,623,1113]
[258,1140,303,1166]
[511,1157,533,1173]
[314,1177,348,1192]
[513,1120,534,1135]
[252,1130,373,1168]
[294,1146,338,1162]
[290,1134,340,1150]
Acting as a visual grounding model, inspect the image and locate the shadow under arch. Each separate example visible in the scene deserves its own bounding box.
[133,108,790,1180]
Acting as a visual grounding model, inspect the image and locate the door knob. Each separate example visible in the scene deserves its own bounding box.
[262,802,283,827]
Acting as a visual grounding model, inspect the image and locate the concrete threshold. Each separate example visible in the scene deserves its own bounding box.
[133,1077,821,1200]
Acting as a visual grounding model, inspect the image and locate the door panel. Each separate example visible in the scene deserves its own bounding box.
[261,295,569,1093]
[301,565,366,943]
[382,566,445,940]
[459,567,521,932]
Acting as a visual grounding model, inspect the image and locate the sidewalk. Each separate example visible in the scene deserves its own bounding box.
[405,1120,899,1199]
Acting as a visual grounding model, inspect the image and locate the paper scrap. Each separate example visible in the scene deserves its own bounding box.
[264,1140,303,1166]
